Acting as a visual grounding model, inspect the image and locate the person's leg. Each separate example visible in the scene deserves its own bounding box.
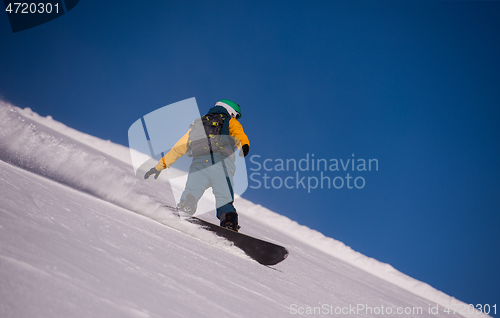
[178,162,211,215]
[209,158,239,230]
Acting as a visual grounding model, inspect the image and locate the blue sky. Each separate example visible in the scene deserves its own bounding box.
[1,0,499,311]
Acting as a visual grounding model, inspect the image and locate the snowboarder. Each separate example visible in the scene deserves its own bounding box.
[144,99,250,231]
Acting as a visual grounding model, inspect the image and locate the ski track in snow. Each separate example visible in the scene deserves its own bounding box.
[0,101,490,318]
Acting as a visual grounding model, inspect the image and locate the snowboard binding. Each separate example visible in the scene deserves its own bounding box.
[177,194,197,216]
[220,212,240,232]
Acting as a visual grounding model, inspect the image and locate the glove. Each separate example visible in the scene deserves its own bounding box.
[239,144,250,158]
[144,167,161,179]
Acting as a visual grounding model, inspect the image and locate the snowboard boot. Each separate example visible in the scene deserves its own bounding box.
[220,212,240,232]
[177,194,197,217]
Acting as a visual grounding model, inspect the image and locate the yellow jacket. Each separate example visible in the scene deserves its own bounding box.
[155,117,249,170]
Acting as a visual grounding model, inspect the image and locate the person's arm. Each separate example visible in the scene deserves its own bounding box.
[229,118,250,157]
[228,118,249,147]
[145,130,191,179]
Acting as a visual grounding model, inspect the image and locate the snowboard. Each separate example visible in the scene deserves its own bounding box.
[186,216,289,266]
[162,204,289,265]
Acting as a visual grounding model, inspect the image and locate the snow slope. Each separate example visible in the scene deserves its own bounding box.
[0,101,490,318]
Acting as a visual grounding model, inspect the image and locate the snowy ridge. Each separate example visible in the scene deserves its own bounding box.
[0,101,489,317]
[234,199,469,314]
[17,106,137,166]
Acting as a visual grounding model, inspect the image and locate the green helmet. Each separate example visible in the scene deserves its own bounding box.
[215,99,242,119]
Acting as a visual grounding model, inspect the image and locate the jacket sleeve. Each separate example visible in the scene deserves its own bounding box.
[228,118,250,149]
[155,130,190,170]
